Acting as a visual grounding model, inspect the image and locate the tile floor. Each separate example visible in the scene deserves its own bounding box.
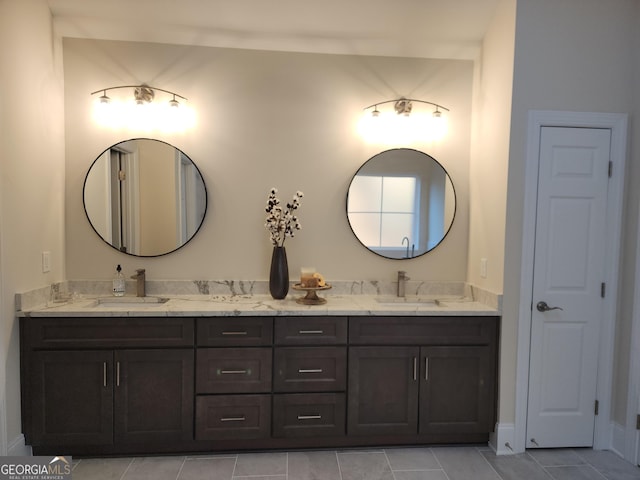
[70,446,640,480]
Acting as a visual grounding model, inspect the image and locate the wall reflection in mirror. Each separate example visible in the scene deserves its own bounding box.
[347,148,455,259]
[83,138,207,257]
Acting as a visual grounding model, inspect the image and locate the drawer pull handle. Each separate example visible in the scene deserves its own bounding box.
[298,368,323,374]
[221,331,248,336]
[103,362,107,387]
[220,369,248,375]
[220,416,246,422]
[298,330,323,335]
[297,414,322,420]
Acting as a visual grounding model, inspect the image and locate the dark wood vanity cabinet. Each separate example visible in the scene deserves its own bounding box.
[21,317,195,451]
[21,313,498,455]
[348,317,498,439]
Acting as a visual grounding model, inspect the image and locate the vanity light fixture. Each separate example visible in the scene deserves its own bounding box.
[359,97,449,143]
[90,84,195,131]
[363,98,449,120]
[90,84,187,108]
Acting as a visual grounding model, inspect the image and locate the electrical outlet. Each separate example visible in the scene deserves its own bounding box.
[42,251,51,273]
[480,258,487,278]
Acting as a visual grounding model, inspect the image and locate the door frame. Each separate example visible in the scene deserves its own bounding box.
[514,110,628,453]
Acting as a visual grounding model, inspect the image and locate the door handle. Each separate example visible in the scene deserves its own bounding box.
[536,301,563,312]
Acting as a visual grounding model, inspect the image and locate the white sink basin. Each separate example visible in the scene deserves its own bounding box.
[90,297,169,308]
[374,297,440,307]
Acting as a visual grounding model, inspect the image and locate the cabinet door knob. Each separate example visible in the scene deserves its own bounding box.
[413,357,418,381]
[424,357,429,381]
[116,361,120,387]
[103,362,108,387]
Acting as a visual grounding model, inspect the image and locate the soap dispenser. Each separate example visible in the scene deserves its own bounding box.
[113,264,125,297]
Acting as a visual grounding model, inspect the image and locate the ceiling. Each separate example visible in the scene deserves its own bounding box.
[47,0,500,59]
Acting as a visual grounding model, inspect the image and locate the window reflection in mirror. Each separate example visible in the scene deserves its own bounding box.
[83,138,207,257]
[346,148,455,259]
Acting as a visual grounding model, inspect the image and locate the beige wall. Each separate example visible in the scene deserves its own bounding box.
[0,0,66,452]
[63,40,474,283]
[468,0,515,422]
[503,0,637,429]
[468,0,514,294]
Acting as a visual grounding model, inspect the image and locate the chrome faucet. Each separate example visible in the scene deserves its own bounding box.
[131,269,146,297]
[402,237,410,258]
[397,270,410,298]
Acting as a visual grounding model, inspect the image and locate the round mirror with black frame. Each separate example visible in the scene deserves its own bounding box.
[346,148,456,259]
[83,138,208,257]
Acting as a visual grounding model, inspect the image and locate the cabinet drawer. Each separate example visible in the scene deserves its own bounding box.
[26,317,194,349]
[273,393,345,438]
[195,395,271,440]
[197,317,273,346]
[196,348,272,393]
[274,317,347,345]
[273,347,346,393]
[349,316,498,346]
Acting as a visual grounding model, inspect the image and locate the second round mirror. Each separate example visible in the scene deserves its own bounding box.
[346,148,455,259]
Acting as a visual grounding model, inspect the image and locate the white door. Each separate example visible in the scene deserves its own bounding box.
[526,126,611,448]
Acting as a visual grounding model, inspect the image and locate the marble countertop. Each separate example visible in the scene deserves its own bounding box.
[18,293,499,318]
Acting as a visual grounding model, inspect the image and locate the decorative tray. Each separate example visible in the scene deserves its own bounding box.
[291,283,332,305]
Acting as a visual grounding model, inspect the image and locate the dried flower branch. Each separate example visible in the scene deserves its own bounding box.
[265,188,304,247]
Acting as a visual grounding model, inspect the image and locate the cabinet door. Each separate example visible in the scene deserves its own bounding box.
[115,349,194,444]
[30,350,114,446]
[419,346,496,434]
[347,346,419,436]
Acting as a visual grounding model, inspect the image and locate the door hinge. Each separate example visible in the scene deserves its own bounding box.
[608,161,613,178]
[595,400,599,415]
[636,414,640,430]
[601,282,606,298]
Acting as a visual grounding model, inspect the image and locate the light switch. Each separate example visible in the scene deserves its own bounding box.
[42,251,51,273]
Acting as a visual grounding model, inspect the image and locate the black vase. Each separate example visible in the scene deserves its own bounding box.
[269,246,289,299]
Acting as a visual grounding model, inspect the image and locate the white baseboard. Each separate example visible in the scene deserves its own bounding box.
[8,434,31,456]
[489,423,518,455]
